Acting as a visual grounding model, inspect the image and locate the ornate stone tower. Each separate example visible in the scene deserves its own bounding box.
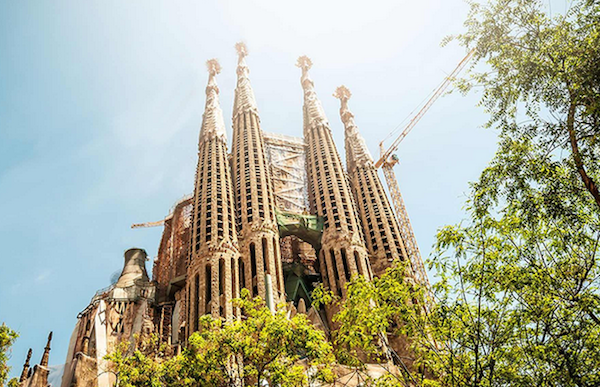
[19,333,53,387]
[297,56,371,305]
[187,59,240,330]
[230,43,284,306]
[334,86,409,277]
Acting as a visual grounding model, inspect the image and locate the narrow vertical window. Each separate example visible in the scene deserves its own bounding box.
[194,274,199,331]
[250,243,257,278]
[205,265,212,316]
[330,249,342,295]
[250,243,257,296]
[262,237,269,274]
[239,260,245,291]
[232,257,237,317]
[341,248,351,281]
[354,251,363,276]
[219,258,225,317]
[273,237,280,292]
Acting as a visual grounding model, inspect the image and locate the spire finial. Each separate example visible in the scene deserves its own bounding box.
[333,85,352,102]
[200,58,227,142]
[40,332,52,367]
[19,349,33,382]
[334,85,355,127]
[235,42,248,59]
[233,42,258,117]
[297,56,328,130]
[335,85,373,170]
[296,56,313,73]
[206,58,222,76]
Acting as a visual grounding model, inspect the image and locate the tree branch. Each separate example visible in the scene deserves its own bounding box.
[566,99,600,208]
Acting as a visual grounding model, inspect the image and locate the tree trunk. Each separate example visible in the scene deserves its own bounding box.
[566,101,600,209]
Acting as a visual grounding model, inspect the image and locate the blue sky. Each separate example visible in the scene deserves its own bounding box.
[0,0,541,377]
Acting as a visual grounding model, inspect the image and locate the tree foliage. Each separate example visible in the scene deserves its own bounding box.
[0,324,18,387]
[106,290,335,387]
[319,1,600,386]
[429,0,600,385]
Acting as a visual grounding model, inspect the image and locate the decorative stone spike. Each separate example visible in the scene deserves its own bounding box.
[200,59,227,142]
[40,332,52,367]
[296,56,328,130]
[19,348,32,382]
[333,85,373,172]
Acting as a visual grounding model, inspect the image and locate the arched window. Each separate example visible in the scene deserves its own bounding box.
[232,257,237,317]
[273,237,280,292]
[194,274,200,331]
[354,251,363,277]
[219,258,225,317]
[250,243,257,278]
[330,249,342,295]
[205,265,211,316]
[250,243,258,296]
[341,248,351,281]
[239,260,245,291]
[262,237,269,274]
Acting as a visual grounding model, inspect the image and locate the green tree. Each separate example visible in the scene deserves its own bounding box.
[318,1,600,386]
[312,265,437,387]
[0,324,18,387]
[429,0,600,385]
[106,290,335,387]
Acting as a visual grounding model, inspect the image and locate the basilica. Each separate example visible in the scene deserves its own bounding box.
[19,43,416,387]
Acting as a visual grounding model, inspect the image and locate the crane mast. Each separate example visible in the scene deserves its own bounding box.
[377,49,475,295]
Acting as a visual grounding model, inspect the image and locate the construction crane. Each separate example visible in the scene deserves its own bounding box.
[131,219,165,229]
[375,49,475,294]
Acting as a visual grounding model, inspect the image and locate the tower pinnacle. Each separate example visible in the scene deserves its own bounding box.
[233,42,258,117]
[19,348,32,382]
[334,85,373,172]
[40,331,52,367]
[296,56,327,130]
[200,59,226,142]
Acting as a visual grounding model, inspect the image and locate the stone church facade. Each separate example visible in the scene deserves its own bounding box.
[13,43,416,387]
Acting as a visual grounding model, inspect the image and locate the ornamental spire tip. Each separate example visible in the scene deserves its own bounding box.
[333,85,352,101]
[206,59,222,76]
[235,42,248,58]
[296,56,313,72]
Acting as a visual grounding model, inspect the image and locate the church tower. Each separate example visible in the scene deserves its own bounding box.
[334,86,409,277]
[230,43,284,305]
[297,56,371,306]
[187,59,240,331]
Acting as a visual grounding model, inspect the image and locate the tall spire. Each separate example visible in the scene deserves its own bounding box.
[200,59,227,143]
[296,56,328,130]
[333,85,374,172]
[19,348,32,382]
[298,56,371,319]
[231,42,285,302]
[233,42,258,117]
[334,86,409,277]
[40,332,52,367]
